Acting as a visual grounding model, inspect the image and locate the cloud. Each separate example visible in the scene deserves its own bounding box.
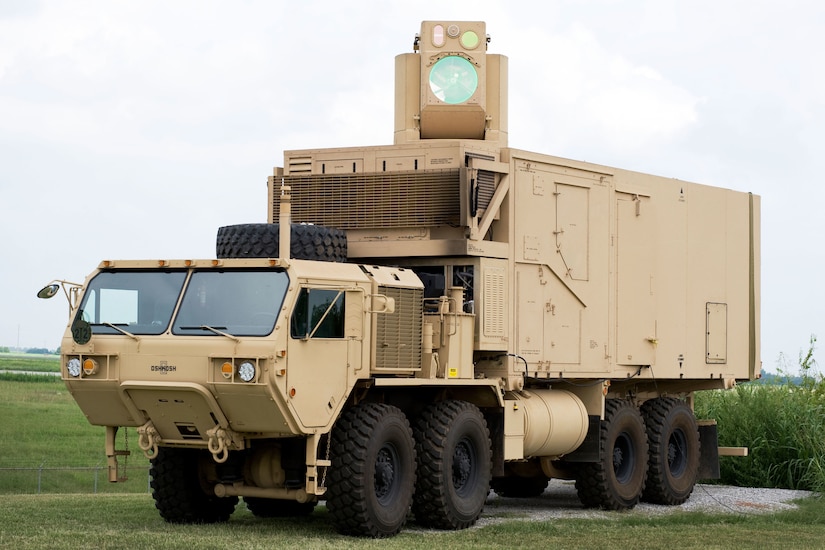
[509,24,702,155]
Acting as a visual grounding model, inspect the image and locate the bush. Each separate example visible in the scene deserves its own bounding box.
[695,335,825,493]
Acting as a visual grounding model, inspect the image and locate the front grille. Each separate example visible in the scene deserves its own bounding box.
[374,286,423,372]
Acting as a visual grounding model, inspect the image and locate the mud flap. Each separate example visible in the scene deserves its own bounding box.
[697,421,721,480]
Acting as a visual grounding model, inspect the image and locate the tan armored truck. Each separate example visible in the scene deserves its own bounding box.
[39,20,760,537]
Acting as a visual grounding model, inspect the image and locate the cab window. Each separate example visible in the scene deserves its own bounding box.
[290,288,345,339]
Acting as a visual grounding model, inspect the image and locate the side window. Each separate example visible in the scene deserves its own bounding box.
[290,288,345,339]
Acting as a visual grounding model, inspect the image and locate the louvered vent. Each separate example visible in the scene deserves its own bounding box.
[466,152,497,214]
[273,170,460,229]
[288,156,313,174]
[374,286,423,372]
[483,266,506,337]
[477,170,496,211]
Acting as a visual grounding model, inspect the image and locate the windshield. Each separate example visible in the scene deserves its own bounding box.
[172,270,289,337]
[76,270,187,335]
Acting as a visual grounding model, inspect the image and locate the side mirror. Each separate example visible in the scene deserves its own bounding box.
[37,284,60,299]
[37,279,82,310]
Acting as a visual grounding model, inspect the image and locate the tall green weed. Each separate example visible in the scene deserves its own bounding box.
[695,335,825,492]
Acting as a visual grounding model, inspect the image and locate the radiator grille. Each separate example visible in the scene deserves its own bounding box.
[374,286,423,372]
[274,170,461,229]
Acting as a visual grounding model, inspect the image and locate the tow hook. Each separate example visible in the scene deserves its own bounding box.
[137,421,160,459]
[206,426,233,463]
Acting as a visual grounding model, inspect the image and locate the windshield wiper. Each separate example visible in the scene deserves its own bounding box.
[180,325,241,343]
[101,323,141,342]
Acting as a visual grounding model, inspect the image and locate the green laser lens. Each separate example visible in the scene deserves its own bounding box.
[428,56,478,104]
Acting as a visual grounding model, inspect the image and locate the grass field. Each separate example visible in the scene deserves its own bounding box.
[0,376,150,494]
[0,353,60,374]
[1,354,823,546]
[0,493,823,549]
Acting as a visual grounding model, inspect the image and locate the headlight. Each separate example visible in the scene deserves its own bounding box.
[238,361,256,382]
[67,358,82,377]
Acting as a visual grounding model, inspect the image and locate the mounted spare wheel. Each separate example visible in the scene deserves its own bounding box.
[216,223,347,262]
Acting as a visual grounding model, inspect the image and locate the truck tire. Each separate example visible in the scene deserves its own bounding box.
[326,403,416,537]
[216,223,347,262]
[575,399,648,510]
[641,397,700,505]
[244,497,316,517]
[490,475,549,498]
[412,400,492,530]
[150,447,238,523]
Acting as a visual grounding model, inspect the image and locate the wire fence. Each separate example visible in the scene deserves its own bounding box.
[0,464,152,495]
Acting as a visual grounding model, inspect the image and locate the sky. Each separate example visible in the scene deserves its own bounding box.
[1,0,823,373]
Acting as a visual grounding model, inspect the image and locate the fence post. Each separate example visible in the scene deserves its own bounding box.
[38,461,44,494]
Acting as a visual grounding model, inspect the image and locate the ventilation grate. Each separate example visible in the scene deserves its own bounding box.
[273,170,461,229]
[374,286,423,372]
[477,170,496,211]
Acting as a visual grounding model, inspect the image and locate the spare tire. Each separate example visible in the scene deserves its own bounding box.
[216,223,347,262]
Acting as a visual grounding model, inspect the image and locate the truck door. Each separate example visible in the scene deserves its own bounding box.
[286,287,360,428]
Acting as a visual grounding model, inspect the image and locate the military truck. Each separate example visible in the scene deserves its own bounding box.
[39,21,760,537]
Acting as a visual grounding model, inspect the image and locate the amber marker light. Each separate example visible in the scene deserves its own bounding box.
[82,358,98,376]
[221,362,234,379]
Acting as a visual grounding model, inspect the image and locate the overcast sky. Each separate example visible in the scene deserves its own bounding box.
[2,1,823,373]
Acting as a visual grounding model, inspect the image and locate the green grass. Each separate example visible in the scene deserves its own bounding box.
[0,378,150,494]
[0,494,822,549]
[1,343,824,545]
[0,353,60,373]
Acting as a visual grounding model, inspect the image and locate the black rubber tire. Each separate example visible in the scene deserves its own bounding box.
[412,400,492,530]
[244,497,316,517]
[326,403,416,538]
[216,223,347,262]
[575,399,648,510]
[150,447,238,523]
[490,476,549,498]
[641,397,700,505]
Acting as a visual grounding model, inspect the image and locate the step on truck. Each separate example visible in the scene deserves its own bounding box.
[39,20,760,537]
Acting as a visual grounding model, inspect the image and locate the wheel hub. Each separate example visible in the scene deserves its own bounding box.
[613,432,635,484]
[667,429,688,476]
[452,440,473,492]
[375,446,396,500]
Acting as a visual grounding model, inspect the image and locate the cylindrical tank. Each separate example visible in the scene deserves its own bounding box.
[517,389,588,458]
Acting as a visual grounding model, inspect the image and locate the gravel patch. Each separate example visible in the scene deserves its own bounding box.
[475,479,812,526]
